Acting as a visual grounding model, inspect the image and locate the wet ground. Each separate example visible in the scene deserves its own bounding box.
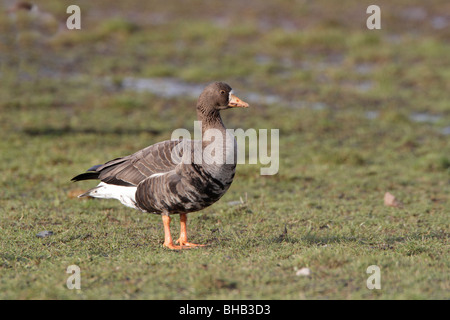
[0,0,448,300]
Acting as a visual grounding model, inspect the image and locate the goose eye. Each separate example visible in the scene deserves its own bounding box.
[220,90,226,95]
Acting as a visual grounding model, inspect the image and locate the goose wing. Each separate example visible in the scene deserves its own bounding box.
[71,139,186,186]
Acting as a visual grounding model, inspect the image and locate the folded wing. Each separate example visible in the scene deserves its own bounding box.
[71,139,185,186]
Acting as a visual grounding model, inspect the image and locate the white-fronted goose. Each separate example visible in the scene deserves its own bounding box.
[72,82,249,249]
[7,2,38,14]
[6,2,62,38]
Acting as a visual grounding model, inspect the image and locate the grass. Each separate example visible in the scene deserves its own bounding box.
[0,0,449,299]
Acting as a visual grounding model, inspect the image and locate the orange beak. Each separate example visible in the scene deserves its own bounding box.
[228,94,249,108]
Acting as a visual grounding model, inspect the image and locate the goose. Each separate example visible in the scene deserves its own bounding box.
[6,2,63,39]
[71,82,249,249]
[6,2,39,16]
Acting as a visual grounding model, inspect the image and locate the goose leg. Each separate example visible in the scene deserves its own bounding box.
[175,213,206,248]
[162,215,182,250]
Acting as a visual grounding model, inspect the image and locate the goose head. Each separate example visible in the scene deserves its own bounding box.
[197,82,249,116]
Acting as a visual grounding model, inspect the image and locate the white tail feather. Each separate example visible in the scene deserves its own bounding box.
[80,182,138,209]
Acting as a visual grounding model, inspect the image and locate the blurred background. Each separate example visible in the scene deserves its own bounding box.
[1,0,448,191]
[0,0,448,299]
[1,0,449,106]
[1,0,449,119]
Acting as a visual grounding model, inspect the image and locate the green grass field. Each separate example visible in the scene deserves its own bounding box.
[0,0,448,299]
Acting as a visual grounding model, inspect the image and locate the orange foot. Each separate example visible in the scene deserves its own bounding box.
[161,214,207,250]
[163,242,183,250]
[175,238,207,248]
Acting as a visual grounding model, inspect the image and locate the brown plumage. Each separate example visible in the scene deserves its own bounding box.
[6,2,62,39]
[71,82,249,249]
[8,2,35,11]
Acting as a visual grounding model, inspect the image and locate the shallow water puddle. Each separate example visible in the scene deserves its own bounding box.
[409,112,442,123]
[441,126,450,136]
[120,76,289,105]
[121,77,204,98]
[365,110,448,135]
[365,111,379,120]
[118,77,335,112]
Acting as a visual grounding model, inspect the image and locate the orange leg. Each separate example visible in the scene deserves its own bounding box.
[175,213,206,248]
[162,215,182,250]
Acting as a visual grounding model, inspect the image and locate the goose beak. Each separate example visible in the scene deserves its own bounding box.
[228,94,249,108]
